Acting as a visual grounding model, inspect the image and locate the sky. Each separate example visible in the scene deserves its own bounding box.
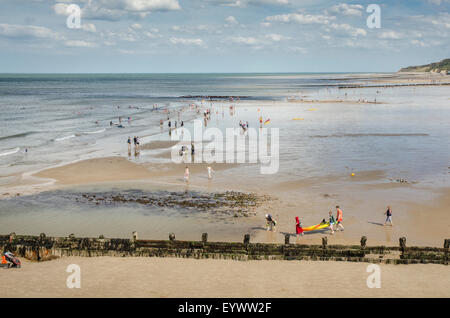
[0,0,449,73]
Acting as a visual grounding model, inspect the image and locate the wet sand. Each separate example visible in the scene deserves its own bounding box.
[1,256,448,298]
[12,156,446,248]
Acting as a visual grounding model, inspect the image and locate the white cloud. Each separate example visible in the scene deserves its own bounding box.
[0,23,61,40]
[64,0,182,21]
[81,23,97,32]
[266,12,334,25]
[378,30,403,39]
[228,33,290,47]
[328,3,364,16]
[328,23,367,37]
[225,16,238,25]
[130,23,143,30]
[217,0,289,7]
[169,37,205,46]
[229,36,259,45]
[65,40,97,47]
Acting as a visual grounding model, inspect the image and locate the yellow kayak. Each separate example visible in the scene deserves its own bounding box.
[303,222,331,232]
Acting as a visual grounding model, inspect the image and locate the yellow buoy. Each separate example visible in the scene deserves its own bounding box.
[351,173,355,176]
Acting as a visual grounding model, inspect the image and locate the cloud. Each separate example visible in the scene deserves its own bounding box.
[215,0,288,7]
[328,23,367,37]
[169,37,205,46]
[0,23,61,40]
[229,36,259,45]
[378,30,403,39]
[65,40,97,47]
[228,33,290,47]
[327,3,364,16]
[81,23,97,32]
[54,0,181,21]
[225,16,238,25]
[265,12,334,25]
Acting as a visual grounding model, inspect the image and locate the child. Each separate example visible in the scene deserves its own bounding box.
[328,210,335,234]
[295,217,304,238]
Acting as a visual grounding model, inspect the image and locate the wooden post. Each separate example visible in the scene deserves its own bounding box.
[169,233,175,241]
[360,236,367,248]
[202,233,208,243]
[243,234,250,245]
[322,237,327,248]
[399,237,406,257]
[444,239,449,265]
[285,234,290,245]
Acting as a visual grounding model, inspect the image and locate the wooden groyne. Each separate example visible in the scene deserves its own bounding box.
[1,233,448,265]
[338,82,450,89]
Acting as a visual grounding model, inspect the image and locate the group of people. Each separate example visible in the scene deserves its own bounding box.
[265,205,393,239]
[239,120,249,131]
[127,136,140,154]
[183,165,215,183]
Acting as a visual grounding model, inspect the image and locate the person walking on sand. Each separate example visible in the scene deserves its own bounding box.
[295,216,304,238]
[335,206,344,231]
[184,166,189,183]
[328,210,336,234]
[384,206,393,226]
[265,214,277,232]
[207,166,214,179]
[127,136,131,153]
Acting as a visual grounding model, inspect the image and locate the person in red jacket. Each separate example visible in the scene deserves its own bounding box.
[295,216,304,238]
[336,206,344,231]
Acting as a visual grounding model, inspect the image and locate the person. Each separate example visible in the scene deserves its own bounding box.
[295,216,304,238]
[191,142,195,156]
[136,136,140,151]
[207,166,214,179]
[265,214,276,232]
[384,206,393,226]
[168,121,171,130]
[127,136,131,153]
[184,166,189,183]
[181,121,184,127]
[336,205,344,231]
[328,210,336,234]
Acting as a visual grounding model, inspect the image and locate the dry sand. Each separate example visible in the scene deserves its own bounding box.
[1,256,448,298]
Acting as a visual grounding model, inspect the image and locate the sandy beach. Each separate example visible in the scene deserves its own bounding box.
[1,256,448,298]
[1,72,449,299]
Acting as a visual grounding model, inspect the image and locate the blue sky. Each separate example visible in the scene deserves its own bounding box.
[0,0,449,73]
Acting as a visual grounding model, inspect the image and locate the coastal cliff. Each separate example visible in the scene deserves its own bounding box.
[399,58,450,74]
